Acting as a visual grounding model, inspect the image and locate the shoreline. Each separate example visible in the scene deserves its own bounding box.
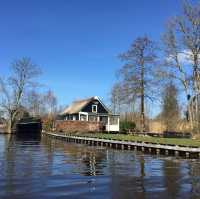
[43,132,200,159]
[0,128,8,134]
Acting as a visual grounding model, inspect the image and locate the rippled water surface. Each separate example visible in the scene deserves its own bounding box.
[0,134,200,199]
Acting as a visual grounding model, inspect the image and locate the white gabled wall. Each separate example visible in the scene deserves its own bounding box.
[106,116,120,132]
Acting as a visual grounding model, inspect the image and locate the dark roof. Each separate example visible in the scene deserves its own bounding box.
[61,96,111,115]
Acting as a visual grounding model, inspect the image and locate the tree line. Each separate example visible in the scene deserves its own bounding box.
[0,1,199,135]
[0,57,60,133]
[110,0,200,135]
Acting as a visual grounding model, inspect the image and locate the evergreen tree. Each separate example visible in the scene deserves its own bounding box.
[161,82,180,131]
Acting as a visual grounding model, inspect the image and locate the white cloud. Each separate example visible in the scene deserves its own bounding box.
[178,50,193,65]
[166,49,200,65]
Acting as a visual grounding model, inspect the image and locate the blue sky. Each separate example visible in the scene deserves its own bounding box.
[0,0,182,110]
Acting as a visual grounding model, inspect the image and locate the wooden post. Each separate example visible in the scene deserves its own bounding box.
[175,151,179,157]
[141,146,145,152]
[134,146,137,151]
[186,152,190,158]
[86,113,88,121]
[148,148,152,153]
[156,148,160,155]
[107,116,110,132]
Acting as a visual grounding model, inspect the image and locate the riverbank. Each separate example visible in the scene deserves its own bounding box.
[67,132,200,147]
[0,127,7,134]
[44,132,200,158]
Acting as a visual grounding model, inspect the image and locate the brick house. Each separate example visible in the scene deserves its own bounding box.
[58,96,120,132]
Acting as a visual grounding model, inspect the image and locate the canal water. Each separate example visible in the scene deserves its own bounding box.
[0,134,200,199]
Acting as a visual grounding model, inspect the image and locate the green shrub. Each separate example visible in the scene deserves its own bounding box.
[120,121,136,133]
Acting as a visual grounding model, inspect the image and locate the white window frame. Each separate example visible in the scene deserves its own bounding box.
[79,112,88,121]
[92,105,97,113]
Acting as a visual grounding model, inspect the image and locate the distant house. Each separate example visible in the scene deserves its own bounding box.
[60,96,120,132]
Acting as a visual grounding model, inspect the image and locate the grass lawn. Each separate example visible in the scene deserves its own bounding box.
[72,132,200,147]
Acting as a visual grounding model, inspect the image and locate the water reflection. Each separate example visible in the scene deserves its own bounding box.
[0,134,200,199]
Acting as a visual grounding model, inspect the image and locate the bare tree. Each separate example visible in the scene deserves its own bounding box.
[42,90,58,131]
[162,0,200,131]
[119,36,158,132]
[110,83,123,114]
[25,90,45,117]
[0,57,41,133]
[44,90,57,116]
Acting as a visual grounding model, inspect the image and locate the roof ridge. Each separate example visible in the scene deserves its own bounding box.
[73,97,94,103]
[60,96,112,115]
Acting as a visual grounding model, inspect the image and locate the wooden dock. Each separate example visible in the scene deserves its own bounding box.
[43,132,200,159]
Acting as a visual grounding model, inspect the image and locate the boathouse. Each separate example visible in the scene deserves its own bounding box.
[58,96,120,132]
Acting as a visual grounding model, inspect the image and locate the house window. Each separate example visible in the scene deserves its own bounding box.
[80,115,87,121]
[99,116,108,124]
[89,115,97,121]
[92,105,97,113]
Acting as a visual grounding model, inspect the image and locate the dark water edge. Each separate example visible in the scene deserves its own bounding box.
[0,134,200,199]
